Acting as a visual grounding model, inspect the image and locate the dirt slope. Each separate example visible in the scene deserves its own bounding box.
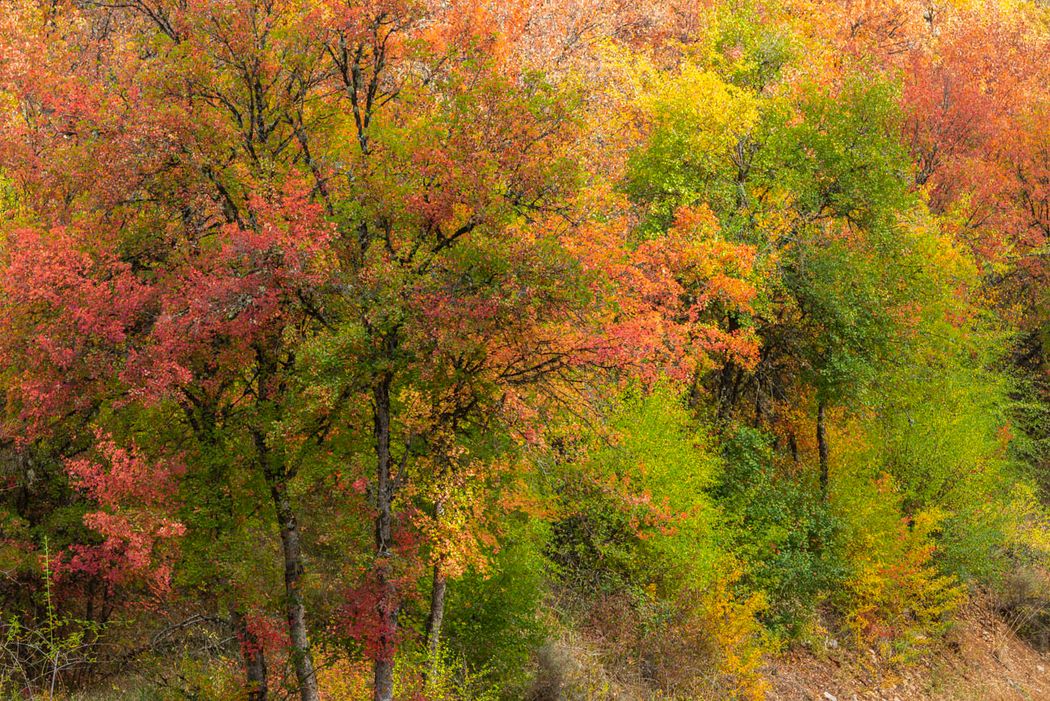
[768,601,1050,701]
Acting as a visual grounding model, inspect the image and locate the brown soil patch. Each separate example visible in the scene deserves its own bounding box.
[768,601,1050,701]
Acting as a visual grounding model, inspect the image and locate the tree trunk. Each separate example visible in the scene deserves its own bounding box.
[425,498,447,672]
[253,345,319,701]
[425,564,447,670]
[232,609,268,701]
[372,375,399,701]
[816,401,829,500]
[374,655,395,701]
[257,429,320,701]
[269,474,320,701]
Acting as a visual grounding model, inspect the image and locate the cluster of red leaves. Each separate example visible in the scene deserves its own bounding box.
[567,205,760,385]
[123,183,334,402]
[56,431,186,599]
[899,8,1048,315]
[240,611,289,658]
[337,571,402,664]
[0,226,153,437]
[337,517,423,663]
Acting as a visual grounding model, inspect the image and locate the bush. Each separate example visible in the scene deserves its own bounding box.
[714,427,844,639]
[528,575,769,701]
[539,390,770,698]
[443,519,550,697]
[837,500,965,663]
[996,565,1050,652]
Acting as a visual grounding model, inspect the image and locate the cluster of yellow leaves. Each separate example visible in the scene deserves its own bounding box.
[641,63,759,154]
[399,389,528,579]
[313,653,373,700]
[696,572,772,701]
[1004,482,1050,562]
[415,461,504,580]
[843,505,965,663]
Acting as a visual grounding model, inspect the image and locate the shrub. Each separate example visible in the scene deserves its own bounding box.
[442,519,550,697]
[837,500,965,663]
[540,390,771,698]
[714,427,844,639]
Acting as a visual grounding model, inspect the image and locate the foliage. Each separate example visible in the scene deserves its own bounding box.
[838,500,966,663]
[442,519,549,696]
[546,388,722,598]
[0,0,1047,699]
[715,427,844,638]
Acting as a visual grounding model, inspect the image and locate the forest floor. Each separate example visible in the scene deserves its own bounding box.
[768,598,1050,701]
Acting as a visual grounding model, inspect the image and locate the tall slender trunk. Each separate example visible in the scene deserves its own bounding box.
[425,564,447,664]
[816,401,829,500]
[232,608,268,701]
[268,468,321,701]
[373,648,395,701]
[256,430,320,701]
[373,375,398,701]
[425,500,447,671]
[253,345,319,701]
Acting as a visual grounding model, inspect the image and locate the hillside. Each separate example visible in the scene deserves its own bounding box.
[770,600,1050,701]
[0,0,1047,699]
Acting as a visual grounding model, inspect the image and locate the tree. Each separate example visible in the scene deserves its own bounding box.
[0,1,335,697]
